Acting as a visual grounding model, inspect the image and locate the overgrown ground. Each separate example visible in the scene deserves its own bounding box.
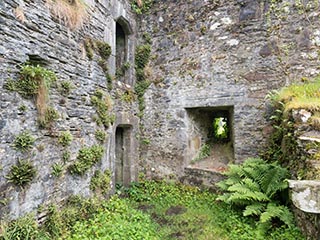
[0,180,305,240]
[69,180,304,240]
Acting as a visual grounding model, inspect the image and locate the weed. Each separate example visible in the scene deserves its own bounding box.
[38,107,59,129]
[120,89,135,102]
[46,0,88,30]
[116,62,130,78]
[95,130,107,143]
[91,90,115,128]
[131,0,154,14]
[68,145,104,175]
[141,138,151,145]
[51,163,64,177]
[0,214,39,239]
[62,151,71,163]
[96,41,111,60]
[18,105,27,112]
[13,131,35,152]
[6,65,57,129]
[84,38,94,60]
[90,169,111,195]
[59,81,73,96]
[6,159,37,187]
[191,143,211,163]
[58,131,73,147]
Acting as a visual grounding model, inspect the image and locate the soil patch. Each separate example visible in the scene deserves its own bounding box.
[165,205,187,216]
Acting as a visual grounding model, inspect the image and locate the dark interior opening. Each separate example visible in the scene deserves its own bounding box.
[186,106,234,171]
[116,22,127,70]
[115,125,132,186]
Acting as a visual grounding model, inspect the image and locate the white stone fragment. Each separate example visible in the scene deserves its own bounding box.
[218,36,228,40]
[221,17,232,25]
[226,39,239,46]
[210,22,220,30]
[159,16,164,23]
[214,11,220,16]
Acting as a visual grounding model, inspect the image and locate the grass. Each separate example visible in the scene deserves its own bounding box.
[46,0,87,30]
[0,180,305,240]
[272,78,320,114]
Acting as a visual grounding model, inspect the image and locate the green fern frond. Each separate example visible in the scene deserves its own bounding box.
[243,203,266,217]
[260,203,294,228]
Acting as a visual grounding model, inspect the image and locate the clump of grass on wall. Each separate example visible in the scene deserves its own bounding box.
[5,65,58,129]
[68,145,104,175]
[13,131,35,152]
[6,160,37,187]
[46,0,88,30]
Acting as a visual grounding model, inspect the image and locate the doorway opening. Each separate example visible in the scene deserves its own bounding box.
[115,125,132,186]
[186,106,234,171]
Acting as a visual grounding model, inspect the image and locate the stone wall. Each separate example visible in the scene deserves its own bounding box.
[139,0,320,179]
[0,0,139,218]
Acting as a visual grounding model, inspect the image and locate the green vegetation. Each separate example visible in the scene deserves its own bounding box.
[13,131,35,152]
[96,41,111,60]
[91,90,115,128]
[84,38,94,60]
[217,158,294,235]
[51,163,64,177]
[5,65,58,129]
[213,117,228,140]
[264,78,320,179]
[68,145,104,175]
[95,130,107,143]
[191,143,211,163]
[116,62,130,78]
[5,65,56,98]
[131,0,154,14]
[90,169,111,195]
[0,180,304,239]
[270,78,320,115]
[58,131,73,147]
[6,160,37,187]
[18,104,27,112]
[38,106,59,129]
[62,150,71,163]
[59,80,73,96]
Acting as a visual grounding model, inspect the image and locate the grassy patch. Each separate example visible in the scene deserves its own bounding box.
[0,181,305,240]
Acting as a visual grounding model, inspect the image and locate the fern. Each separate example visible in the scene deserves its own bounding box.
[243,203,266,217]
[216,157,293,235]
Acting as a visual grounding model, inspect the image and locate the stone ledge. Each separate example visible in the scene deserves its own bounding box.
[288,180,320,214]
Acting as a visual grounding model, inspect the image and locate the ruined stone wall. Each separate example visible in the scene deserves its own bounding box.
[139,0,320,179]
[0,0,139,218]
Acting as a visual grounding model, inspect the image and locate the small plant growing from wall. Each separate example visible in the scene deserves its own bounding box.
[13,131,35,152]
[51,163,64,177]
[62,151,71,163]
[58,131,73,147]
[6,160,37,187]
[5,65,58,129]
[131,0,154,14]
[90,169,111,195]
[68,145,104,175]
[91,89,115,128]
[191,143,211,163]
[95,130,107,143]
[59,80,73,96]
[134,43,151,116]
[46,0,88,30]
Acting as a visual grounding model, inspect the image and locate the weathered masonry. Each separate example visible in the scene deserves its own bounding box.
[0,0,138,218]
[1,1,320,234]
